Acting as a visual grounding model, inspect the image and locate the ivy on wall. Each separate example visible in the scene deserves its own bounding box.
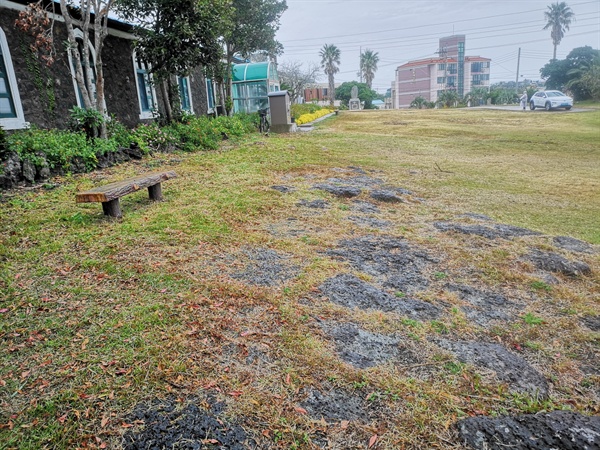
[19,37,57,121]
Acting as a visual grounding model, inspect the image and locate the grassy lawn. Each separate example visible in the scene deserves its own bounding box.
[0,108,598,449]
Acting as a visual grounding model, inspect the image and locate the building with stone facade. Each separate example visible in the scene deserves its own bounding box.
[0,0,216,131]
[391,35,491,109]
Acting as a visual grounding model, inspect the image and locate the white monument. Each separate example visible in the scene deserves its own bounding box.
[349,85,361,110]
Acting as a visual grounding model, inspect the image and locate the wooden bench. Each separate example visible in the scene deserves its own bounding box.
[76,171,178,218]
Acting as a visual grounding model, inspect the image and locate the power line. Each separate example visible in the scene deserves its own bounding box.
[281,1,599,44]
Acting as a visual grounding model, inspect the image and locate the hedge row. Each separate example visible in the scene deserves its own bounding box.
[0,113,259,189]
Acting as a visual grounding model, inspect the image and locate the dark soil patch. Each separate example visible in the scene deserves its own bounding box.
[528,249,592,277]
[326,235,438,294]
[271,185,295,193]
[318,273,442,320]
[352,200,381,214]
[436,340,549,398]
[581,315,600,332]
[347,215,391,229]
[457,410,600,450]
[297,199,329,209]
[553,235,595,254]
[370,189,405,203]
[122,396,252,449]
[434,221,541,239]
[299,387,381,423]
[447,284,520,326]
[321,322,420,369]
[231,248,299,287]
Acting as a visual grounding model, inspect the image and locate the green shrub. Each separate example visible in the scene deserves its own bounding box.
[7,126,96,170]
[68,106,105,140]
[131,122,177,154]
[107,117,133,148]
[0,125,7,159]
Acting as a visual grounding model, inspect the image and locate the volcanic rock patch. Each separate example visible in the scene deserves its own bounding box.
[326,235,437,294]
[271,185,295,193]
[436,340,549,398]
[297,199,329,209]
[446,284,520,326]
[528,249,592,277]
[434,221,541,239]
[319,273,442,320]
[553,235,595,253]
[299,387,381,423]
[457,410,600,450]
[122,396,251,449]
[320,322,421,369]
[231,248,299,286]
[351,200,381,214]
[370,189,405,203]
[347,215,391,229]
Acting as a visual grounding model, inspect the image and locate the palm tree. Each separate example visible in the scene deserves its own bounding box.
[544,2,575,60]
[320,44,341,106]
[360,49,379,89]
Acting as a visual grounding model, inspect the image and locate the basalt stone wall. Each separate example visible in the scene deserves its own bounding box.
[102,33,143,129]
[1,9,77,130]
[1,5,209,130]
[190,67,209,117]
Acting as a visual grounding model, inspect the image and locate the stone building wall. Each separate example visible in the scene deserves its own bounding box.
[1,5,209,130]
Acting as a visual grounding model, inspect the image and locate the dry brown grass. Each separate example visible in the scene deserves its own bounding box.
[0,108,598,449]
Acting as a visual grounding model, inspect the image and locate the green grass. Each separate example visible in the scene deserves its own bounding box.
[0,108,598,449]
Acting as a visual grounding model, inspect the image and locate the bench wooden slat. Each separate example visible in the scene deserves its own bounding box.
[76,171,177,203]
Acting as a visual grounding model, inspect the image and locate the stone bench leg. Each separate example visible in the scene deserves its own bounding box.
[148,183,163,201]
[102,199,122,218]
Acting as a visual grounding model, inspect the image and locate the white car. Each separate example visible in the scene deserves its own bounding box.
[529,90,573,111]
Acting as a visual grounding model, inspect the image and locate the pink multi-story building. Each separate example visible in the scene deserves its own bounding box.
[391,35,491,108]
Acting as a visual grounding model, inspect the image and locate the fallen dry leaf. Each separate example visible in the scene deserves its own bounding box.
[368,434,378,448]
[294,406,307,415]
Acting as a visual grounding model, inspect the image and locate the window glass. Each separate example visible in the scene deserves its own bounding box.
[178,76,192,111]
[0,45,16,118]
[206,78,215,110]
[135,56,155,113]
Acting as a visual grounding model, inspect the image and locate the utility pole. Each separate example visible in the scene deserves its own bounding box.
[515,47,521,95]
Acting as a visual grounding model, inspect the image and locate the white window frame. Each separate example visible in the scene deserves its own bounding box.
[132,52,157,119]
[0,27,27,130]
[66,28,105,111]
[177,75,193,113]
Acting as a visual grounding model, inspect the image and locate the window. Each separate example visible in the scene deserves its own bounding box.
[206,78,215,112]
[66,29,104,110]
[133,53,156,119]
[178,76,193,112]
[471,62,483,73]
[447,63,457,74]
[438,63,446,71]
[447,76,456,86]
[0,27,26,129]
[437,77,446,84]
[322,88,328,96]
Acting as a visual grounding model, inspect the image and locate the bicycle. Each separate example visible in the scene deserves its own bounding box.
[258,108,270,133]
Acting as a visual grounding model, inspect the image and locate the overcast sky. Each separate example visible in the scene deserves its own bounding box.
[275,0,600,93]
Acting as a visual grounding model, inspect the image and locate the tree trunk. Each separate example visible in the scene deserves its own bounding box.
[160,80,172,123]
[329,73,335,107]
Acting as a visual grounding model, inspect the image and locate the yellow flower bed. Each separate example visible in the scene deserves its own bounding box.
[295,108,334,125]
